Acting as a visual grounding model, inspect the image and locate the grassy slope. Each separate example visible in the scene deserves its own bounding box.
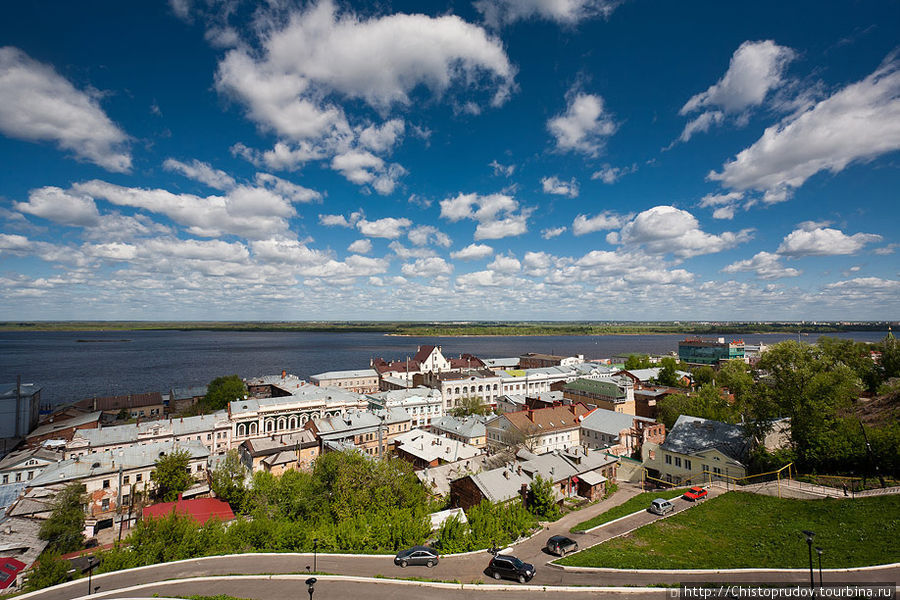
[560,492,899,569]
[570,488,689,533]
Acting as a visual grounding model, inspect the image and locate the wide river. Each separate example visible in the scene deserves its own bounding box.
[0,330,888,406]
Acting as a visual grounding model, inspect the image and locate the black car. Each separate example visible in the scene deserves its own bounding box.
[394,546,439,568]
[487,554,535,583]
[545,535,579,556]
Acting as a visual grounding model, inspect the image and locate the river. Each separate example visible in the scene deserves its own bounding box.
[0,330,888,406]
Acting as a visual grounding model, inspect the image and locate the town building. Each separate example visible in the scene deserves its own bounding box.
[305,408,411,457]
[562,377,635,414]
[486,403,593,453]
[27,439,210,528]
[421,368,502,412]
[245,373,305,398]
[229,387,366,444]
[678,337,745,365]
[24,410,102,448]
[66,412,231,459]
[73,391,169,419]
[642,415,750,484]
[449,446,618,509]
[238,430,319,474]
[392,428,483,470]
[518,353,585,369]
[482,357,520,372]
[0,517,46,593]
[580,408,665,457]
[0,447,61,486]
[165,386,207,413]
[0,381,42,455]
[309,369,379,394]
[366,387,444,429]
[430,415,488,448]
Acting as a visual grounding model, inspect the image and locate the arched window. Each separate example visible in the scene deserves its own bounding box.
[478,385,483,393]
[493,384,498,391]
[266,420,274,433]
[277,418,286,431]
[300,414,309,424]
[249,422,258,435]
[288,417,296,430]
[462,386,468,395]
[237,423,246,437]
[454,387,460,395]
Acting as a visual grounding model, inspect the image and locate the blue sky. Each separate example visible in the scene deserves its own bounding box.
[0,0,898,321]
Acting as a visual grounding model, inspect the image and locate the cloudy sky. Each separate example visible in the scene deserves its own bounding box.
[1,0,898,321]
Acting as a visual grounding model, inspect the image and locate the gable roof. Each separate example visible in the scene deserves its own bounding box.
[660,415,749,464]
[501,403,593,437]
[431,415,486,439]
[581,408,655,437]
[413,345,437,363]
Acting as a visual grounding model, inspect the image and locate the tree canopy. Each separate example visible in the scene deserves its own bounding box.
[449,395,490,417]
[203,375,248,412]
[39,483,86,554]
[151,449,194,502]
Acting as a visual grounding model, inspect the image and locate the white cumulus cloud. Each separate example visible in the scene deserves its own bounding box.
[451,243,494,261]
[547,92,616,156]
[541,176,579,198]
[777,227,882,257]
[722,251,801,279]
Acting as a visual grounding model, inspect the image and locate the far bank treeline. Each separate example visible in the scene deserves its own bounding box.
[1,320,894,335]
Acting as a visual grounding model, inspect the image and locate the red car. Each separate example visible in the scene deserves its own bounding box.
[682,486,708,501]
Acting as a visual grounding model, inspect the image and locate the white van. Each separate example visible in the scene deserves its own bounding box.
[648,498,674,515]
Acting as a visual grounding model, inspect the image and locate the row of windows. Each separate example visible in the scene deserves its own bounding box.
[1,471,35,484]
[664,454,693,470]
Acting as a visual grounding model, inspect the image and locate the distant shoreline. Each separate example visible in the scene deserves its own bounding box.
[1,321,893,337]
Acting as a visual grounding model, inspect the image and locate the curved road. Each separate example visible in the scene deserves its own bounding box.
[20,484,899,600]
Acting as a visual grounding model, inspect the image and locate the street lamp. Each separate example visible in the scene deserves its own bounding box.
[815,547,824,592]
[86,556,96,595]
[313,538,318,573]
[802,531,815,591]
[305,577,317,600]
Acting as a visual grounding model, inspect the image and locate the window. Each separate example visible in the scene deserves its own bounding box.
[674,457,681,468]
[2,475,7,484]
[124,475,130,484]
[15,473,21,482]
[207,434,212,441]
[684,459,692,470]
[136,473,143,482]
[101,499,110,510]
[103,479,110,489]
[27,471,34,480]
[664,454,672,465]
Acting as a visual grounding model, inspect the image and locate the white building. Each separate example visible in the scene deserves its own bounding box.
[229,386,366,444]
[367,387,444,429]
[67,412,232,458]
[309,369,379,394]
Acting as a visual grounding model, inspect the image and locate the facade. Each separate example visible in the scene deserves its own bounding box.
[25,410,101,447]
[73,392,168,419]
[678,338,745,365]
[412,345,452,372]
[305,408,411,458]
[238,430,319,474]
[421,369,502,412]
[392,428,483,470]
[643,415,750,484]
[430,415,488,448]
[0,447,61,486]
[518,353,585,369]
[28,439,210,522]
[562,378,635,414]
[0,382,41,441]
[66,412,231,459]
[229,387,366,444]
[310,369,379,394]
[580,408,665,456]
[245,373,305,398]
[366,387,444,429]
[486,403,593,453]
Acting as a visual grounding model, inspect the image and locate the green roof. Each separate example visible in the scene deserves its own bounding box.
[564,378,625,399]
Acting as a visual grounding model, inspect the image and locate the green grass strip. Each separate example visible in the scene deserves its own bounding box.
[570,488,689,533]
[560,492,900,569]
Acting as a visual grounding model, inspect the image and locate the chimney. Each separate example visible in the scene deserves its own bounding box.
[527,409,535,422]
[570,405,578,415]
[503,470,510,479]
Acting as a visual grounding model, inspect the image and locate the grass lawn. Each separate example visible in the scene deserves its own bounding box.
[559,492,899,569]
[570,488,688,533]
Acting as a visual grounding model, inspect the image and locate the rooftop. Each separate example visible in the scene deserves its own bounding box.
[71,411,229,447]
[581,408,656,436]
[501,403,594,436]
[660,415,750,464]
[310,368,378,381]
[431,415,487,439]
[394,429,482,463]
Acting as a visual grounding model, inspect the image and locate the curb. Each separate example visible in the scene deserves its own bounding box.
[552,563,900,575]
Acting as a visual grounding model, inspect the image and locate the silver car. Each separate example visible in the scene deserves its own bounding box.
[648,498,674,515]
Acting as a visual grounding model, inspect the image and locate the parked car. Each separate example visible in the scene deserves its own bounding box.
[648,498,675,515]
[545,535,579,556]
[394,546,439,568]
[487,554,535,583]
[682,486,708,501]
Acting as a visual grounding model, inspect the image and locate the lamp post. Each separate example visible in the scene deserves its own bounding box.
[815,547,824,592]
[313,538,318,573]
[802,531,815,591]
[305,577,316,600]
[86,556,95,595]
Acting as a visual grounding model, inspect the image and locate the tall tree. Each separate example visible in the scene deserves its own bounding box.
[528,474,559,520]
[151,449,194,502]
[203,375,248,412]
[656,357,681,387]
[39,483,86,554]
[209,449,247,509]
[450,396,490,417]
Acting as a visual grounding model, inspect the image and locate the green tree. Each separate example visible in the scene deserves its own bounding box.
[692,366,716,387]
[656,357,682,387]
[210,449,247,509]
[878,332,900,381]
[450,396,490,417]
[624,354,652,370]
[716,360,754,404]
[151,449,194,502]
[656,385,739,430]
[818,336,880,392]
[24,553,70,591]
[39,483,86,554]
[203,375,248,412]
[528,474,560,520]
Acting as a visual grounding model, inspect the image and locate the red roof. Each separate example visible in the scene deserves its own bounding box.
[142,497,235,525]
[412,345,436,363]
[0,558,26,590]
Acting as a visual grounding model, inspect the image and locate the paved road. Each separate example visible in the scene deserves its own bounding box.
[20,484,899,600]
